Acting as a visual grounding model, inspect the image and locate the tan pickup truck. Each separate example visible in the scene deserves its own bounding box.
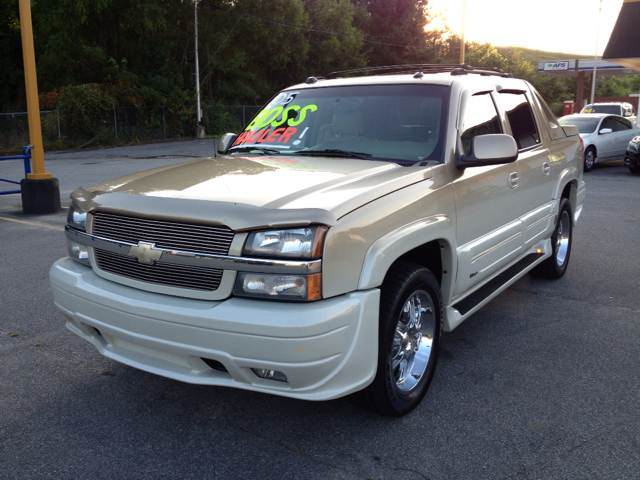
[50,65,586,416]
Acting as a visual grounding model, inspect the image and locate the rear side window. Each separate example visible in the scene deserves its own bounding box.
[614,116,632,131]
[460,93,501,155]
[499,92,540,149]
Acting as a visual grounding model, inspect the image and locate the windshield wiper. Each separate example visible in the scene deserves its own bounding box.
[295,149,373,159]
[228,146,281,155]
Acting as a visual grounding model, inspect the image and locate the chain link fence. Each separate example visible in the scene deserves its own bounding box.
[0,105,263,154]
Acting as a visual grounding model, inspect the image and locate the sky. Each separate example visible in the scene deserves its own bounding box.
[428,0,623,57]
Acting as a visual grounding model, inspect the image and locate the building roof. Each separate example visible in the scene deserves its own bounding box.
[602,0,640,70]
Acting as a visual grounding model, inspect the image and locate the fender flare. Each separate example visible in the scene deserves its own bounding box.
[554,166,578,200]
[358,215,455,292]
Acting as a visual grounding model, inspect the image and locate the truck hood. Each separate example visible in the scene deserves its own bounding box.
[75,155,433,230]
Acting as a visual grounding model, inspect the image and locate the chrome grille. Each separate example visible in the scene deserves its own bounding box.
[91,211,234,256]
[94,249,223,291]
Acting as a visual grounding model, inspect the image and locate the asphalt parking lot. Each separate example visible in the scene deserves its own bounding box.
[1,142,639,479]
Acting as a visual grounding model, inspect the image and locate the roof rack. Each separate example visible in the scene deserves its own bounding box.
[322,64,513,80]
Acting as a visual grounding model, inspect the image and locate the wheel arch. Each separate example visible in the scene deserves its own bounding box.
[554,167,579,203]
[358,215,456,302]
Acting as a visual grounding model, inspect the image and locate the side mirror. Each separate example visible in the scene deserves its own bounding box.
[599,128,613,135]
[457,134,518,169]
[217,132,238,154]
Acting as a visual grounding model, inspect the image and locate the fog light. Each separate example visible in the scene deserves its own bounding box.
[67,239,90,266]
[252,368,288,383]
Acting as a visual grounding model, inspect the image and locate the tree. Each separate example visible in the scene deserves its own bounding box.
[351,0,432,66]
[0,0,28,109]
[303,0,367,75]
[596,75,640,97]
[465,42,506,70]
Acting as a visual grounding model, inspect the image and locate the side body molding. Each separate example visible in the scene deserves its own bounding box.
[358,215,454,291]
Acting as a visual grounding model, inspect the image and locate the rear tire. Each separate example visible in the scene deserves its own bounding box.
[351,263,443,417]
[531,198,573,279]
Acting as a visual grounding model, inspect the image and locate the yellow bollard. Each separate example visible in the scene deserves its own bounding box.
[18,0,49,180]
[18,0,60,214]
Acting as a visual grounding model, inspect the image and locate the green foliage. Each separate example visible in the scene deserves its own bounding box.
[3,0,638,137]
[0,0,26,109]
[465,43,507,70]
[596,75,640,97]
[351,0,432,65]
[304,0,367,74]
[58,84,114,138]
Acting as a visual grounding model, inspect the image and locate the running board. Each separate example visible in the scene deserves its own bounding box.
[452,252,543,316]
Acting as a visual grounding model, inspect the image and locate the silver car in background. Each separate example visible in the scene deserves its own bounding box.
[559,113,640,171]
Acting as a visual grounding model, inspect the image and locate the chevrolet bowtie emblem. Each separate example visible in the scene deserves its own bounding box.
[129,241,163,264]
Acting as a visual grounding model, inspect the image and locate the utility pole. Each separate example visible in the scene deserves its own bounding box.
[18,0,60,214]
[194,0,205,138]
[460,0,466,64]
[590,0,603,105]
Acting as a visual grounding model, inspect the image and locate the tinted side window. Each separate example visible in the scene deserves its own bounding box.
[460,93,501,155]
[615,117,632,130]
[601,117,617,131]
[499,92,540,149]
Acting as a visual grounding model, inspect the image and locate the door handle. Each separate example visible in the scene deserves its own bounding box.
[509,172,519,189]
[542,162,551,176]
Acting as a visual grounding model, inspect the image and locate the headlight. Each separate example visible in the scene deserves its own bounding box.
[234,272,322,301]
[244,226,327,258]
[629,143,639,153]
[67,202,88,231]
[236,226,327,301]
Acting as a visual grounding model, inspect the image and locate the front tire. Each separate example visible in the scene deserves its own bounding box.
[584,148,596,172]
[352,263,443,416]
[629,166,640,174]
[531,198,573,279]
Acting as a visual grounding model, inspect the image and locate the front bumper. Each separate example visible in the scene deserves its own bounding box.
[624,151,640,168]
[50,258,379,400]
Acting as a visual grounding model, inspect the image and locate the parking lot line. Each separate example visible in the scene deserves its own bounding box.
[0,215,64,231]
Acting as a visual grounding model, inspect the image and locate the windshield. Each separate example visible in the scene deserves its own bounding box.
[581,104,620,115]
[228,84,450,163]
[559,116,600,134]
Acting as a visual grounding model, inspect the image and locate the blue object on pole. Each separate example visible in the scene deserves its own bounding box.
[0,146,33,195]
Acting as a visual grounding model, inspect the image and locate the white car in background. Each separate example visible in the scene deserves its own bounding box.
[580,102,637,125]
[559,113,640,171]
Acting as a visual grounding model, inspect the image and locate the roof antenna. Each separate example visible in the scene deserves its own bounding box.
[414,62,424,79]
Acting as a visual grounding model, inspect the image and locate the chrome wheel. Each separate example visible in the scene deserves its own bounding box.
[530,198,573,279]
[391,290,436,394]
[555,209,571,267]
[352,263,442,416]
[584,150,595,171]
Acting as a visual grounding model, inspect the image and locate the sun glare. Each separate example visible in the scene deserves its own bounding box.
[428,0,623,56]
